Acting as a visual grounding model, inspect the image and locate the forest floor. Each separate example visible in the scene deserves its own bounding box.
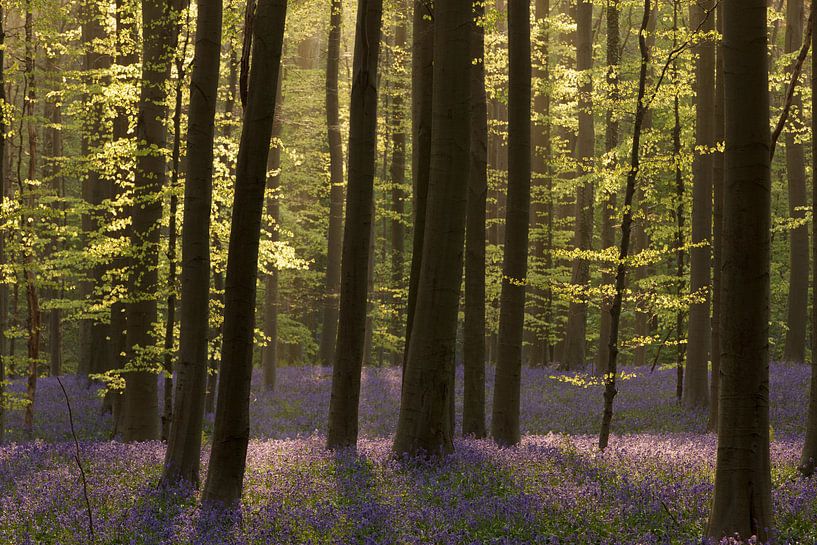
[2,364,815,544]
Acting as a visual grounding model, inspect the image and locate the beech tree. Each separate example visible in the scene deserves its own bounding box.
[404,0,433,360]
[463,0,488,439]
[202,0,287,504]
[318,0,344,367]
[161,0,222,486]
[802,0,817,477]
[122,0,188,442]
[261,79,283,391]
[393,0,470,456]
[683,0,714,409]
[706,0,773,537]
[326,0,383,450]
[782,0,809,364]
[561,0,594,370]
[491,0,531,447]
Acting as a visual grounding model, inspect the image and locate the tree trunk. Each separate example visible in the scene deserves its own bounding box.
[43,54,63,378]
[561,0,594,370]
[22,0,40,439]
[404,0,433,361]
[201,0,286,505]
[161,29,189,443]
[706,0,773,537]
[782,0,809,364]
[393,0,470,456]
[531,0,552,368]
[683,0,714,409]
[491,0,531,447]
[319,0,344,367]
[122,0,187,442]
[109,0,139,429]
[708,1,724,431]
[262,81,283,391]
[389,10,408,367]
[80,0,113,378]
[801,0,817,477]
[161,0,221,487]
[206,270,224,414]
[596,0,619,376]
[204,47,239,416]
[463,0,488,439]
[326,0,383,450]
[598,0,651,451]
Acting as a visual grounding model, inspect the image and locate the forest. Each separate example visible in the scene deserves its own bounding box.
[0,0,814,542]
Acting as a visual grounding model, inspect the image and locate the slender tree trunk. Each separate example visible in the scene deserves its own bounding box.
[122,0,188,442]
[161,0,221,487]
[326,0,383,449]
[43,54,63,378]
[389,10,408,366]
[683,0,714,409]
[672,0,684,400]
[109,0,139,428]
[708,1,724,431]
[532,0,552,368]
[595,0,619,376]
[561,0,594,370]
[201,0,286,504]
[782,0,809,364]
[161,27,189,442]
[22,0,40,439]
[598,0,651,451]
[801,0,817,477]
[319,0,344,367]
[404,0,433,361]
[393,0,470,456]
[706,0,773,537]
[205,46,239,415]
[463,0,488,439]
[262,81,283,391]
[491,0,531,447]
[206,270,224,414]
[83,0,114,378]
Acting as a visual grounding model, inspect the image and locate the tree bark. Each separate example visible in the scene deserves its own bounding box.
[404,0,433,362]
[201,0,287,504]
[319,0,344,367]
[801,0,817,477]
[463,0,488,439]
[530,0,552,368]
[708,1,724,431]
[393,0,470,456]
[22,0,40,439]
[80,0,113,378]
[491,0,531,447]
[598,0,651,451]
[389,10,408,367]
[561,0,594,370]
[683,0,714,409]
[109,0,139,429]
[161,25,189,443]
[122,0,187,442]
[782,0,809,364]
[161,0,221,487]
[706,0,773,537]
[595,0,619,376]
[262,81,283,391]
[326,0,383,450]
